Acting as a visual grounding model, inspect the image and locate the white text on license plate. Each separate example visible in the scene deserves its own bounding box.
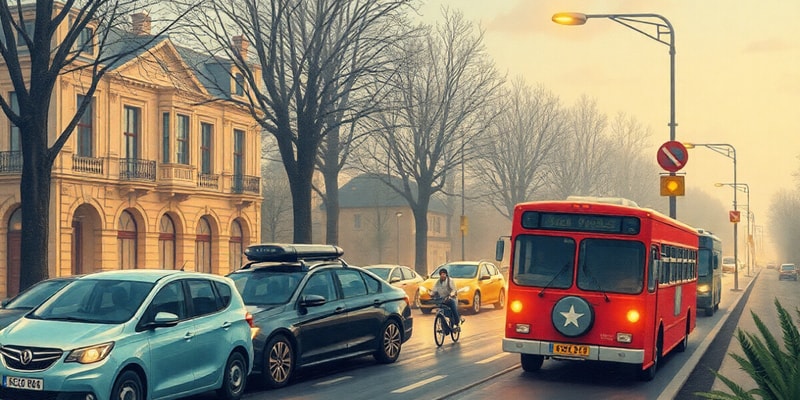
[2,375,43,391]
[552,343,590,357]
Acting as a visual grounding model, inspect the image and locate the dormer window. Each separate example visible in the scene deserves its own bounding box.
[234,73,244,96]
[78,26,94,55]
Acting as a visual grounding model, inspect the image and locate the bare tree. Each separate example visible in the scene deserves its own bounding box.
[0,0,192,290]
[547,95,610,199]
[604,112,662,205]
[362,9,503,275]
[261,161,293,243]
[471,78,565,219]
[768,189,800,263]
[178,0,413,244]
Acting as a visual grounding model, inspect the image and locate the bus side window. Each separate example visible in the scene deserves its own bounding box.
[648,245,659,292]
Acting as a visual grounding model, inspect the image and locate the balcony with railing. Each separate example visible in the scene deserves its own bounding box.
[199,173,220,190]
[72,154,104,175]
[119,158,156,181]
[231,174,260,194]
[0,151,22,174]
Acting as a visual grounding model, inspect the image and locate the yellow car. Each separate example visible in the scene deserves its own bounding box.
[418,261,506,314]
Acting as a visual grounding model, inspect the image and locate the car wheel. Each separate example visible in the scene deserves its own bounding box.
[420,307,433,314]
[217,352,247,400]
[494,289,505,310]
[374,319,402,363]
[471,292,481,314]
[263,335,294,389]
[413,290,421,309]
[111,370,144,400]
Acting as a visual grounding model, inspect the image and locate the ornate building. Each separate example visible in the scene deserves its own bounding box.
[0,10,261,297]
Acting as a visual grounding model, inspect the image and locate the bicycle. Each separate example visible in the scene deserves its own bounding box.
[432,296,460,347]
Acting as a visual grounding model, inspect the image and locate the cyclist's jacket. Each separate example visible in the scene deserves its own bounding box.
[432,277,457,298]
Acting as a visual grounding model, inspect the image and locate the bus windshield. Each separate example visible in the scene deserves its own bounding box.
[513,235,575,288]
[698,249,713,277]
[576,239,645,294]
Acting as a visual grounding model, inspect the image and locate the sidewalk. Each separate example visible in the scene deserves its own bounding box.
[660,267,759,400]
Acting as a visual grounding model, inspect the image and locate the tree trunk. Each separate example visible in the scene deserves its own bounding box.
[412,199,430,276]
[18,128,52,291]
[323,169,340,245]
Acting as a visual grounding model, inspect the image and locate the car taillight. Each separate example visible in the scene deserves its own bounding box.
[245,311,255,328]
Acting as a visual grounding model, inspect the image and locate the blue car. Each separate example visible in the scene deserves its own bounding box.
[0,269,254,400]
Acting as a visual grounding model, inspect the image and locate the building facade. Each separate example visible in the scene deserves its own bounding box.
[335,173,451,275]
[0,11,261,297]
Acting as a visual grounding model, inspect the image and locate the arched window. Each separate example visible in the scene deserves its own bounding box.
[118,210,137,269]
[195,217,212,273]
[159,215,176,269]
[229,220,243,271]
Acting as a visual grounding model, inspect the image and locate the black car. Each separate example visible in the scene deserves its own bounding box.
[0,276,76,330]
[227,244,414,389]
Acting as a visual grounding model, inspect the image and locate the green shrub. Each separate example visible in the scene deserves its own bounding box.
[695,298,800,400]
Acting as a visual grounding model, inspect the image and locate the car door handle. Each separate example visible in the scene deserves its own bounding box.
[184,331,195,340]
[221,321,232,329]
[335,307,346,314]
[373,299,382,307]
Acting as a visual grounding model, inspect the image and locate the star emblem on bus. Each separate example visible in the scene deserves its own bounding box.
[560,305,584,327]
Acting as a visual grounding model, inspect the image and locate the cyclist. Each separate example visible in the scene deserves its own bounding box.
[431,268,464,328]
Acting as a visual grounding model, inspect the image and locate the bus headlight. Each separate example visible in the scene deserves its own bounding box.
[510,300,523,313]
[616,333,633,343]
[626,309,640,323]
[697,284,710,295]
[515,324,530,334]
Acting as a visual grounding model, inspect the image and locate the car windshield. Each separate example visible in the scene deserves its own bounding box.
[365,267,391,280]
[436,264,478,279]
[3,279,72,310]
[29,279,153,324]
[229,270,305,305]
[781,264,795,271]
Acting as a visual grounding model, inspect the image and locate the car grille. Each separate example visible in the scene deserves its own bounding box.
[0,345,62,372]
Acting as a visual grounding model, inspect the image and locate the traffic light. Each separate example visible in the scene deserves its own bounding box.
[660,175,685,196]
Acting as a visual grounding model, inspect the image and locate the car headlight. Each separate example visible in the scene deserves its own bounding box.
[65,342,114,364]
[419,286,428,294]
[457,287,469,294]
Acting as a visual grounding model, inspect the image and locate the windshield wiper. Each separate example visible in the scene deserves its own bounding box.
[538,262,572,297]
[581,262,610,302]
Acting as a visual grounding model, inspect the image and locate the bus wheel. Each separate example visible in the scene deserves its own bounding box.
[676,319,690,353]
[638,336,661,381]
[520,354,544,372]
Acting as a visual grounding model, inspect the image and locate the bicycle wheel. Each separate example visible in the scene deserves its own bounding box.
[450,318,461,343]
[434,313,447,347]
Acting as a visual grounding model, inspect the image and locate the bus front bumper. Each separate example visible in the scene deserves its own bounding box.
[502,338,644,364]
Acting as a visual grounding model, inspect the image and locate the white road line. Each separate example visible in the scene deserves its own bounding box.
[313,376,352,386]
[476,352,510,364]
[391,375,446,393]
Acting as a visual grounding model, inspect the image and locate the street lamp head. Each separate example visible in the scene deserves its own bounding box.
[714,183,724,187]
[552,12,588,25]
[682,142,695,149]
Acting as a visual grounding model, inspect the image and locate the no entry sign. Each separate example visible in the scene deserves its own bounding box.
[657,141,688,172]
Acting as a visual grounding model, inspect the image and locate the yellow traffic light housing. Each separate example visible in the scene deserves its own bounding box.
[660,175,685,196]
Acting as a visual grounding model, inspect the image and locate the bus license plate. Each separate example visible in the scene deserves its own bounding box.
[2,375,43,391]
[552,343,590,357]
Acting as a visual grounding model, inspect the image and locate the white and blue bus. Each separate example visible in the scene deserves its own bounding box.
[697,229,722,316]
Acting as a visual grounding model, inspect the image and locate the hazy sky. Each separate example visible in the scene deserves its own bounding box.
[417,0,799,256]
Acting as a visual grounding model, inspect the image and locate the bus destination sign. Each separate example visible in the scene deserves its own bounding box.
[521,211,640,235]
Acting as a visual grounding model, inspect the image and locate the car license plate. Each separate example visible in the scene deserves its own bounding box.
[2,375,43,391]
[552,343,590,357]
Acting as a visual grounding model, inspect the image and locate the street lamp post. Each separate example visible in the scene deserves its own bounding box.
[552,12,677,219]
[684,142,740,291]
[395,211,402,264]
[715,182,751,276]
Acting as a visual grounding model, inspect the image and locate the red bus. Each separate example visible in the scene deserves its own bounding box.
[495,197,698,381]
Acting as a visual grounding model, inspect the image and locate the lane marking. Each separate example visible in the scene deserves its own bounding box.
[391,375,446,393]
[476,352,510,364]
[313,376,352,386]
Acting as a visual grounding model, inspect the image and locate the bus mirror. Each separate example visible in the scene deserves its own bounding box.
[495,239,505,261]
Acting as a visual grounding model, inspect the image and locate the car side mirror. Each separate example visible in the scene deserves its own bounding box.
[299,294,326,308]
[389,277,401,284]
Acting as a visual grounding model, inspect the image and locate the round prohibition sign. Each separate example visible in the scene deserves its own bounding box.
[657,141,689,172]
